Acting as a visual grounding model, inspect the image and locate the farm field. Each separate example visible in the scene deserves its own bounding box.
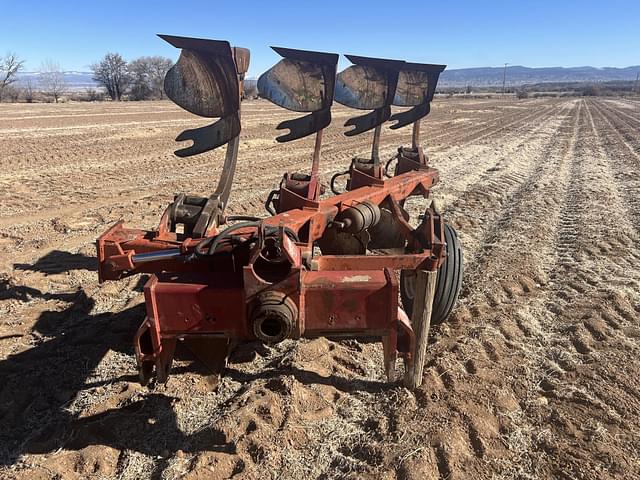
[1,96,640,479]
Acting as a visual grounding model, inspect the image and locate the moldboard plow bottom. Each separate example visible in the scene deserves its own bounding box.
[96,34,463,390]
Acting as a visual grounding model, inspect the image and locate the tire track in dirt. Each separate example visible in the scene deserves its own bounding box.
[600,99,640,127]
[5,99,640,479]
[587,100,640,235]
[486,98,639,478]
[392,98,640,479]
[529,99,640,477]
[430,103,560,211]
[462,98,640,478]
[428,101,555,154]
[439,101,574,269]
[593,99,640,149]
[380,101,580,479]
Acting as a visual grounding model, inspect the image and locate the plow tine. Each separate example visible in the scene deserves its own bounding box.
[159,34,250,233]
[389,62,446,144]
[389,103,430,130]
[258,46,338,141]
[335,55,404,135]
[343,106,391,136]
[159,34,248,156]
[173,114,241,157]
[274,109,331,142]
[335,55,403,175]
[258,46,338,206]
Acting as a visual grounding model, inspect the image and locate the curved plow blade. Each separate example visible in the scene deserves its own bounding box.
[390,62,446,129]
[258,47,338,142]
[335,55,404,135]
[174,115,241,158]
[343,106,390,137]
[159,34,249,156]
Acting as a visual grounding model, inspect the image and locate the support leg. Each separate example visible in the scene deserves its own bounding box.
[381,335,397,382]
[156,337,177,384]
[183,337,231,390]
[404,269,438,389]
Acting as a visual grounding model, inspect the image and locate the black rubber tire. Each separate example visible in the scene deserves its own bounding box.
[400,223,464,325]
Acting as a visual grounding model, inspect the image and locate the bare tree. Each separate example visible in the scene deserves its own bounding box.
[85,87,103,101]
[128,56,172,100]
[146,56,172,99]
[128,57,153,100]
[243,79,258,99]
[90,53,129,101]
[40,59,66,103]
[24,78,35,103]
[3,85,20,102]
[0,52,25,102]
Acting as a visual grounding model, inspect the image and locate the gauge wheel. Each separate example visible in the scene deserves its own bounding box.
[400,223,463,325]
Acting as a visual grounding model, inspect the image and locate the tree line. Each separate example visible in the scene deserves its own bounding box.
[0,51,173,102]
[90,53,172,101]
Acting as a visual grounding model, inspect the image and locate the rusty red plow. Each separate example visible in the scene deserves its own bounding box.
[97,35,463,389]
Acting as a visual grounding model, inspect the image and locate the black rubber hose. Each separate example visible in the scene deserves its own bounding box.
[207,221,259,255]
[263,225,300,243]
[193,221,259,257]
[226,215,262,222]
[330,170,349,195]
[264,189,278,215]
[193,236,214,257]
[194,222,301,258]
[384,154,398,178]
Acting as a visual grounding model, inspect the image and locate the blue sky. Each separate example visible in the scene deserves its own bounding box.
[2,0,638,75]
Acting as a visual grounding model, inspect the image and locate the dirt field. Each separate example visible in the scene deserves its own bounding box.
[1,96,640,479]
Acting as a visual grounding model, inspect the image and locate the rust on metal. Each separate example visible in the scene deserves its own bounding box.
[259,47,338,211]
[159,34,248,157]
[96,37,459,388]
[258,47,338,142]
[335,55,403,136]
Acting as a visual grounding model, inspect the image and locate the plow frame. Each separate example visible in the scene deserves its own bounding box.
[95,34,451,387]
[97,167,445,384]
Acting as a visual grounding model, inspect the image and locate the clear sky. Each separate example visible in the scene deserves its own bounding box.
[1,0,638,76]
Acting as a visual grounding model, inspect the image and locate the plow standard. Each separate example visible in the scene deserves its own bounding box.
[96,35,463,389]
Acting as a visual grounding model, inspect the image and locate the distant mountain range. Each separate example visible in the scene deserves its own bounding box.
[439,65,640,87]
[16,65,640,91]
[17,71,98,90]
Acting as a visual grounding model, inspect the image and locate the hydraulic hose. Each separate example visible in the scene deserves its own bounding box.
[225,215,262,222]
[193,221,300,258]
[330,170,349,195]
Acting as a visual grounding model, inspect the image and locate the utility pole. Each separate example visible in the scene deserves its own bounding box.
[502,63,508,96]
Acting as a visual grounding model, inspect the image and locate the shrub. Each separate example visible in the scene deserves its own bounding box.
[582,84,601,96]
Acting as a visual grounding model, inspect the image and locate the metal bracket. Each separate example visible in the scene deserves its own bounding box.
[159,34,250,235]
[258,47,339,207]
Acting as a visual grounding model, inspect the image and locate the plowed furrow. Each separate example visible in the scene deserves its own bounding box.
[389,101,582,479]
